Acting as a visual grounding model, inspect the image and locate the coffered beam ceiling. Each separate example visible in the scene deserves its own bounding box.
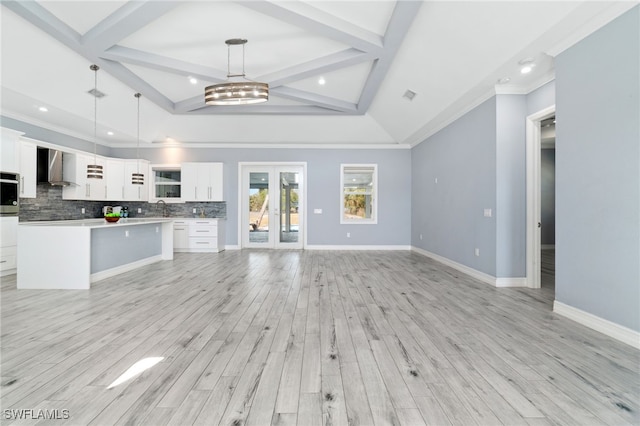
[3,0,420,116]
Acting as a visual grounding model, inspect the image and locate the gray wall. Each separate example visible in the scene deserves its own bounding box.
[541,149,555,245]
[411,97,497,276]
[110,147,412,247]
[496,95,527,278]
[555,5,639,332]
[527,80,555,115]
[91,223,162,273]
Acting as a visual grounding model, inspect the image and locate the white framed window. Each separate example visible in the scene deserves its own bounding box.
[340,164,377,224]
[150,164,182,203]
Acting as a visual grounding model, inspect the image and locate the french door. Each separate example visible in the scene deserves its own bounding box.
[241,163,304,249]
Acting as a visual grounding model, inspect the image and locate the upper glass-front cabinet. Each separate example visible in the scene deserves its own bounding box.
[152,167,181,200]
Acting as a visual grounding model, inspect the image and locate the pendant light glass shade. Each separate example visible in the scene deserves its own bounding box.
[132,93,144,185]
[204,38,268,106]
[87,64,103,180]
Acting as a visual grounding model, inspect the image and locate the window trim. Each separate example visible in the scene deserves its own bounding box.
[149,163,183,203]
[340,163,378,225]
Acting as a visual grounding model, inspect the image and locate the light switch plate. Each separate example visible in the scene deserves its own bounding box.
[314,208,322,214]
[484,208,492,217]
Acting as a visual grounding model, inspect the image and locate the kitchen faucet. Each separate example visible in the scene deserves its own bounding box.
[156,199,168,217]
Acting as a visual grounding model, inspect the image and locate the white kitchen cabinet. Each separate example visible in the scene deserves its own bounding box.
[106,158,125,200]
[63,152,107,200]
[105,159,149,201]
[0,216,18,276]
[19,141,37,198]
[173,220,189,250]
[173,218,225,252]
[124,159,149,201]
[1,127,23,173]
[181,162,223,202]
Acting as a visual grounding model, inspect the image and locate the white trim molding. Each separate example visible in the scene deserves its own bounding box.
[90,255,163,283]
[412,247,495,286]
[495,278,528,288]
[307,245,411,251]
[411,247,527,288]
[553,301,640,350]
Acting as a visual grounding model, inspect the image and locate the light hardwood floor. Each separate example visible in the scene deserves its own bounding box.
[1,250,638,425]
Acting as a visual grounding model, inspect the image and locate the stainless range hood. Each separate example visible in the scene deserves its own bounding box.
[38,149,72,186]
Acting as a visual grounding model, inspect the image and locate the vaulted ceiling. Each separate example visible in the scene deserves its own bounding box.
[0,1,633,148]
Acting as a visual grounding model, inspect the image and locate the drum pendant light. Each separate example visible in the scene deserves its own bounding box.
[131,93,144,185]
[204,38,268,105]
[87,64,103,179]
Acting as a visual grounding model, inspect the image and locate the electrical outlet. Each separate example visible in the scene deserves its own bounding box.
[193,208,197,214]
[314,208,322,214]
[156,227,159,233]
[125,230,130,237]
[435,177,438,184]
[137,208,142,214]
[419,234,423,240]
[347,232,351,238]
[81,208,85,214]
[484,208,492,217]
[475,248,480,257]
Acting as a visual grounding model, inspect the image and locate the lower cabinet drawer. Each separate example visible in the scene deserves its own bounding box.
[0,250,17,271]
[188,237,218,250]
[189,226,216,237]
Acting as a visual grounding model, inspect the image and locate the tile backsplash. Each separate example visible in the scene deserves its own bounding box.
[19,184,226,222]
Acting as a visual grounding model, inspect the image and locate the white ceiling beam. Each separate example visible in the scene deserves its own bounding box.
[95,59,175,112]
[357,1,422,112]
[258,48,374,88]
[271,87,357,113]
[187,105,346,115]
[239,1,383,53]
[102,46,226,82]
[3,1,81,48]
[82,1,181,51]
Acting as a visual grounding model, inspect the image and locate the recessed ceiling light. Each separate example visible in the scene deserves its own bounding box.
[38,106,48,112]
[497,77,511,85]
[189,77,198,85]
[518,58,535,74]
[318,77,326,85]
[107,131,114,136]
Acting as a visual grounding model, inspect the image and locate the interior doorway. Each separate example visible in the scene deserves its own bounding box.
[240,163,305,249]
[540,116,556,291]
[525,105,555,289]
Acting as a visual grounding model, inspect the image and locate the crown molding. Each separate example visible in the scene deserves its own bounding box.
[545,2,638,58]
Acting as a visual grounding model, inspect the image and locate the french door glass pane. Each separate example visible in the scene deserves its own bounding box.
[279,172,299,243]
[249,172,269,244]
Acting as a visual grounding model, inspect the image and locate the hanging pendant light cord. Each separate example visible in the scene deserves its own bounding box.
[136,93,141,174]
[93,66,98,164]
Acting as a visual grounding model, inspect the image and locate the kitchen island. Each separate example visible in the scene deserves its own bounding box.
[17,218,174,289]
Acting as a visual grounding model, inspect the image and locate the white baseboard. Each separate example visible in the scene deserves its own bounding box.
[91,255,163,283]
[495,277,528,287]
[541,244,556,250]
[411,246,496,286]
[553,301,640,349]
[411,246,527,288]
[305,245,412,251]
[224,245,241,250]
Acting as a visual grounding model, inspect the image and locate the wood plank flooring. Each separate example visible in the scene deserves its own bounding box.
[1,250,638,425]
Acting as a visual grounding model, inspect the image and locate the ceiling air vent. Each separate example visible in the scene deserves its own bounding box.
[87,88,106,98]
[403,90,417,101]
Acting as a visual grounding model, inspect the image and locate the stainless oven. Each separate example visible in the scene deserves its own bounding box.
[0,172,19,216]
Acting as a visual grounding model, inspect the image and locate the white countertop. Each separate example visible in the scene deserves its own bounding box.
[19,218,175,228]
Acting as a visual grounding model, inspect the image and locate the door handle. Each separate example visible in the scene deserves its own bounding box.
[538,222,542,228]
